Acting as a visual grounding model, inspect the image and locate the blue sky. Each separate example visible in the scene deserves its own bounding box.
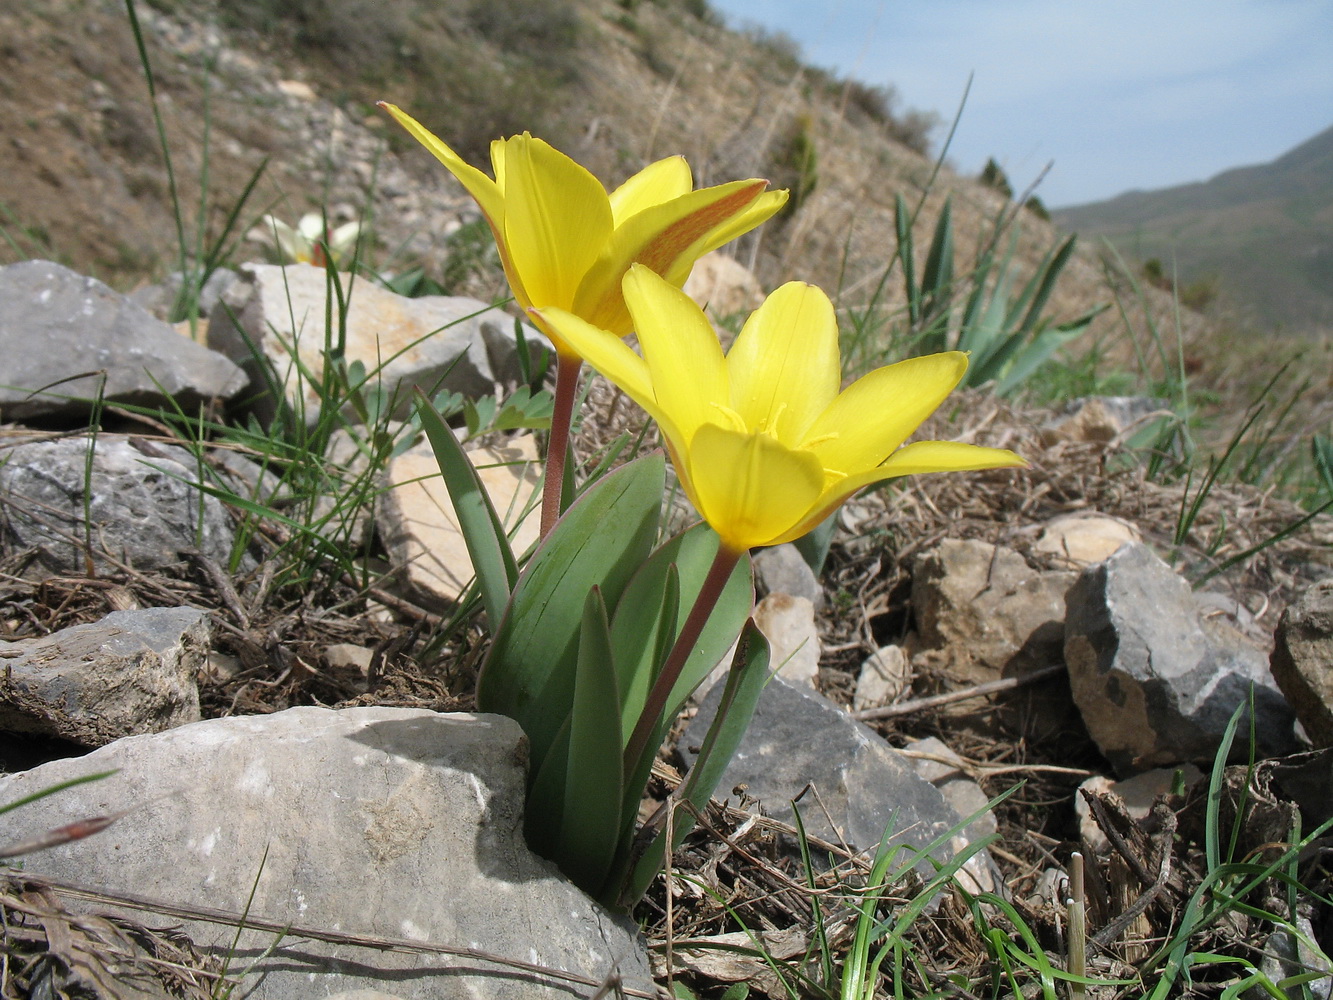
[705,1,1333,208]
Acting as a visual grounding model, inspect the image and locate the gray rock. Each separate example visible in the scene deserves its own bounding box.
[1064,542,1300,775]
[208,263,535,426]
[130,268,239,321]
[753,543,824,610]
[901,736,997,846]
[0,260,247,420]
[0,606,207,746]
[0,707,652,1000]
[682,676,997,890]
[0,435,237,575]
[1252,914,1332,1000]
[1269,578,1333,747]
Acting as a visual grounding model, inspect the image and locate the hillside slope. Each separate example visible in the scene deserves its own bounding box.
[1,0,1194,361]
[1054,125,1333,336]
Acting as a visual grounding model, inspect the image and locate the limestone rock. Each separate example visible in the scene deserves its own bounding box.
[753,543,824,610]
[910,538,1080,740]
[912,538,1075,688]
[753,593,820,689]
[1269,578,1333,747]
[1034,512,1141,568]
[208,263,536,425]
[853,645,911,712]
[1040,396,1170,446]
[683,676,997,891]
[1064,542,1300,775]
[129,267,238,322]
[379,434,541,606]
[901,736,997,846]
[0,607,207,746]
[0,260,248,420]
[683,251,763,321]
[0,707,652,1000]
[0,435,237,576]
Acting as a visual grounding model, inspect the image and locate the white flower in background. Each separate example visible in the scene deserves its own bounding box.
[262,213,362,268]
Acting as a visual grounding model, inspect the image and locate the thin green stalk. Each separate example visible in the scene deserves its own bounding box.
[122,0,187,281]
[540,352,582,538]
[622,543,742,773]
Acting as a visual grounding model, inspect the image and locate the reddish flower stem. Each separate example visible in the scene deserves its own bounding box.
[622,543,743,774]
[540,352,583,538]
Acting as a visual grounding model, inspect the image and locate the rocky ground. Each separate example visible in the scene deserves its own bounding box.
[4,1,1333,996]
[1,253,1332,998]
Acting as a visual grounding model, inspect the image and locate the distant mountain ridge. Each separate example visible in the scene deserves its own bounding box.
[1054,125,1333,335]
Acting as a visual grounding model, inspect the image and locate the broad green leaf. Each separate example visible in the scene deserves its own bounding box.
[993,312,1102,396]
[525,714,572,853]
[414,390,516,625]
[1015,233,1078,337]
[558,587,624,893]
[609,524,753,737]
[619,620,770,906]
[478,454,664,770]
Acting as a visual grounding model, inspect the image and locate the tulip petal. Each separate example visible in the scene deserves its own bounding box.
[609,156,693,227]
[377,103,505,228]
[727,282,840,444]
[875,440,1027,478]
[802,352,969,473]
[623,267,728,443]
[534,307,655,408]
[687,188,789,262]
[501,134,614,310]
[688,424,824,552]
[762,441,1025,547]
[572,179,770,333]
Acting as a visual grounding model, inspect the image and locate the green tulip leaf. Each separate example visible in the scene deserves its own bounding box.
[558,586,624,893]
[524,713,571,858]
[610,524,753,735]
[477,453,665,771]
[619,620,771,907]
[414,389,516,625]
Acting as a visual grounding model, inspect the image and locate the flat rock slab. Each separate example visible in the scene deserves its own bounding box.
[683,676,996,890]
[208,263,534,426]
[0,606,206,746]
[379,435,541,606]
[0,707,651,1000]
[0,260,247,420]
[1064,542,1300,775]
[0,435,237,576]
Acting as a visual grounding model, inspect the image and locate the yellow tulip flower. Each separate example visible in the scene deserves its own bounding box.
[538,265,1026,555]
[377,103,787,349]
[379,102,788,536]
